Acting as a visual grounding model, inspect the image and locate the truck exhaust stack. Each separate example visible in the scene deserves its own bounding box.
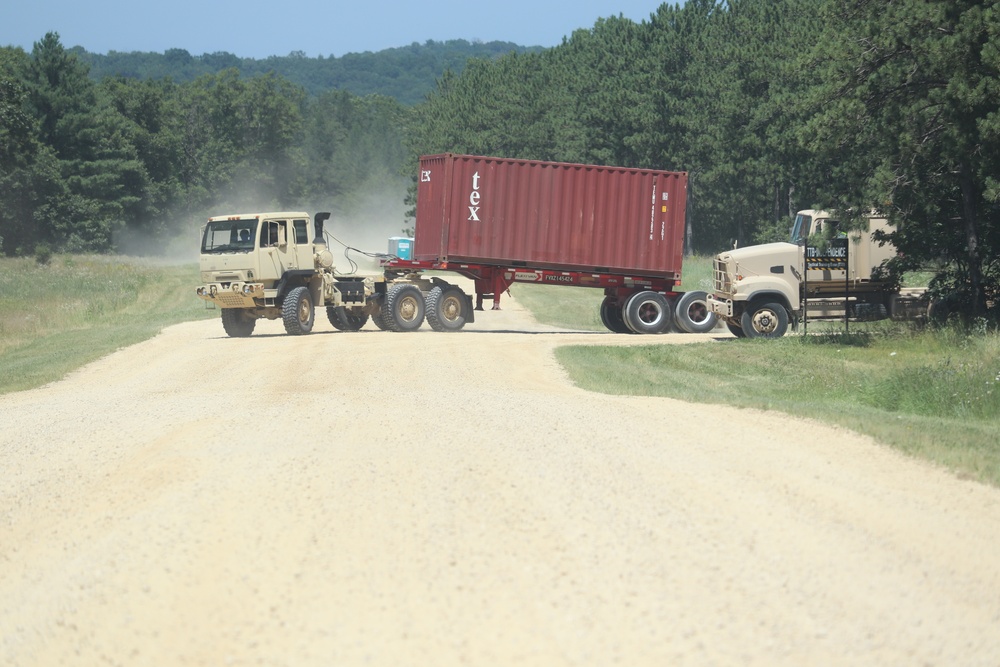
[314,212,331,245]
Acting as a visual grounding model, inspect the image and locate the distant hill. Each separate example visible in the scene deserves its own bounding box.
[72,39,543,105]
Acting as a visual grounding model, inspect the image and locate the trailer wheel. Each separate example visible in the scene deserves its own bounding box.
[675,290,718,334]
[385,284,425,332]
[599,296,631,333]
[425,286,468,331]
[221,308,256,337]
[327,306,369,331]
[282,286,314,335]
[740,301,788,338]
[726,320,747,338]
[623,291,672,334]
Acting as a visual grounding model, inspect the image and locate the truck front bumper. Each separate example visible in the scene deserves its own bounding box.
[707,293,734,318]
[196,282,264,308]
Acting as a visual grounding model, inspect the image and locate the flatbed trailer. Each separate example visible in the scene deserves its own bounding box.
[381,257,714,334]
[383,258,679,309]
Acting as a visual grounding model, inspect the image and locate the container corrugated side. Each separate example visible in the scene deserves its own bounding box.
[414,154,686,279]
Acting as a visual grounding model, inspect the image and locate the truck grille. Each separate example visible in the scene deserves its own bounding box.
[713,259,732,293]
[217,294,247,307]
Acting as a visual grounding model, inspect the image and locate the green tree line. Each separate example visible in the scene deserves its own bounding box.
[2,0,998,320]
[75,39,539,105]
[410,0,999,319]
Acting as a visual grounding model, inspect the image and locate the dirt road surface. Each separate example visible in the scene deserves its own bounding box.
[2,293,1000,666]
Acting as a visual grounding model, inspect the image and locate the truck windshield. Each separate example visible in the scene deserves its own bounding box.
[201,219,259,253]
[790,214,811,244]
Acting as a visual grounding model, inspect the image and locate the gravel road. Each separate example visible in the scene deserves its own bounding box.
[2,291,1000,666]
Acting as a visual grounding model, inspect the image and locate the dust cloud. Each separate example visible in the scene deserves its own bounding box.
[116,174,413,268]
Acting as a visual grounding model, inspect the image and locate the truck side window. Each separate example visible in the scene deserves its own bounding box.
[262,221,283,247]
[294,219,308,244]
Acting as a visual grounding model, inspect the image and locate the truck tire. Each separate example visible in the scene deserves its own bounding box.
[623,291,672,334]
[425,286,468,331]
[385,284,425,332]
[220,308,256,337]
[726,320,747,338]
[327,306,369,331]
[282,286,315,335]
[367,295,391,330]
[740,301,788,338]
[327,306,347,330]
[372,308,391,330]
[599,296,631,333]
[674,290,718,334]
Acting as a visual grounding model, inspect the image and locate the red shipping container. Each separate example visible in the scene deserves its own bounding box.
[415,154,687,279]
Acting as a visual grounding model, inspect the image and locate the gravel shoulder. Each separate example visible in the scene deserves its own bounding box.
[2,292,1000,666]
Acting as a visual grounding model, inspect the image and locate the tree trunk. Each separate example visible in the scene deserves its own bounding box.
[959,157,985,317]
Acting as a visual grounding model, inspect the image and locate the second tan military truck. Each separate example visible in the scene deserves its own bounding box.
[707,209,927,338]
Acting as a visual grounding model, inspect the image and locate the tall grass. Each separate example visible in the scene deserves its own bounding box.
[0,255,215,393]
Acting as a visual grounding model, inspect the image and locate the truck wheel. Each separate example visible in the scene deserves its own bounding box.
[385,284,425,332]
[599,296,631,333]
[367,295,391,330]
[726,321,747,338]
[327,306,347,330]
[675,290,718,333]
[282,286,314,335]
[221,308,256,337]
[740,301,788,338]
[425,286,468,331]
[623,291,672,334]
[344,308,369,330]
[327,306,369,331]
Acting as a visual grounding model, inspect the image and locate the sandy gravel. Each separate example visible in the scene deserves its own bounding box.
[2,290,1000,666]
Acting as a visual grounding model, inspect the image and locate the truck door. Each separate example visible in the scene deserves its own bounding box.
[292,218,313,269]
[260,219,295,280]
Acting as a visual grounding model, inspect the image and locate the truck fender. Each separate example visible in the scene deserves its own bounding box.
[732,275,797,316]
[744,291,793,314]
[274,269,319,303]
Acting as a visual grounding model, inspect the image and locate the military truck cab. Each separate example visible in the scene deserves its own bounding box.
[196,211,350,336]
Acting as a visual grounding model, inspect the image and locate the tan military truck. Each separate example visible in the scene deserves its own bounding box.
[196,211,471,336]
[707,209,926,338]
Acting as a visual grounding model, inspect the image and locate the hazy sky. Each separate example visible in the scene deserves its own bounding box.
[2,0,667,59]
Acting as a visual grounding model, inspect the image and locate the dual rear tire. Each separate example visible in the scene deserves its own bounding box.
[623,291,674,334]
[600,290,718,335]
[382,284,426,332]
[425,286,469,331]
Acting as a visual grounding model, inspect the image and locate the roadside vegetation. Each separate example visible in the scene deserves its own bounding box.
[0,255,214,393]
